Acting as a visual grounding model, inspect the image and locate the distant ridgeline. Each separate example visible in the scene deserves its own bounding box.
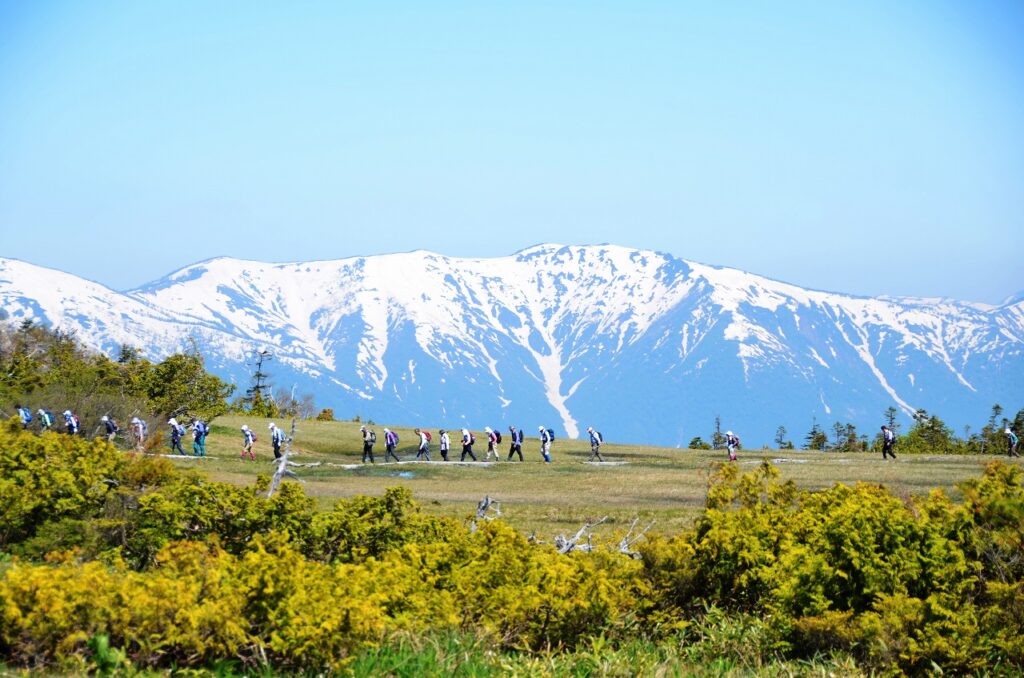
[1,245,1022,445]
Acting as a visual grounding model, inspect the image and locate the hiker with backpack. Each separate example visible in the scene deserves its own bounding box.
[1006,428,1020,458]
[539,426,553,463]
[725,430,740,461]
[415,427,431,461]
[168,418,186,454]
[16,405,32,430]
[101,415,119,443]
[191,417,208,457]
[507,425,524,461]
[881,425,897,460]
[439,429,450,461]
[360,425,376,463]
[383,428,400,462]
[269,422,286,459]
[241,424,257,460]
[461,428,477,461]
[64,410,80,436]
[484,427,502,462]
[587,427,605,462]
[37,408,54,432]
[130,417,147,448]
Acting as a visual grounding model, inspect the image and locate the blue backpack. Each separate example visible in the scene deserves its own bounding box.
[20,408,32,423]
[546,428,555,441]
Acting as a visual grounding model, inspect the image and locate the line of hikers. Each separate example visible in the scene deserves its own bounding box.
[237,422,288,460]
[357,425,607,464]
[14,404,149,448]
[13,404,1021,461]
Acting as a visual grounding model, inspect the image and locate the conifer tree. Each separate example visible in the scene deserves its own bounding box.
[774,425,788,448]
[711,415,725,449]
[803,419,827,451]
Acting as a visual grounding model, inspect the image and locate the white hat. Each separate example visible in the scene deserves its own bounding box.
[587,426,593,432]
[168,418,177,425]
[269,422,276,429]
[384,427,390,432]
[101,415,109,422]
[726,431,733,436]
[131,417,140,424]
[37,408,45,415]
[484,426,492,433]
[64,410,72,416]
[538,425,545,431]
[241,424,249,431]
[360,425,366,431]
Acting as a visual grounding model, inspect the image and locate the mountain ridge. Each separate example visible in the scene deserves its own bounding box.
[2,245,1021,445]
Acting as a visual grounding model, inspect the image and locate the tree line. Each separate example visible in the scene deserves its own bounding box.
[0,320,326,445]
[689,406,1023,455]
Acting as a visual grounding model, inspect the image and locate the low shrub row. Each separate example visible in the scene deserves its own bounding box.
[1,421,1022,674]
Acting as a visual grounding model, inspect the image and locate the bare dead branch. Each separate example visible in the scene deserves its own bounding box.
[617,517,655,558]
[555,516,608,554]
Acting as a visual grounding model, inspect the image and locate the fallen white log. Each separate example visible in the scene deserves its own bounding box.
[555,516,608,554]
[266,419,303,498]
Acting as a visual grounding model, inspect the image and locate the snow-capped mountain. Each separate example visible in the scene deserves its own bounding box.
[2,245,1022,446]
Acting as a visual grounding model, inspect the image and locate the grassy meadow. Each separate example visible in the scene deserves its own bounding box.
[158,415,1021,538]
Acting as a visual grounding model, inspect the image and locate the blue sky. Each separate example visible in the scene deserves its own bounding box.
[1,1,1022,303]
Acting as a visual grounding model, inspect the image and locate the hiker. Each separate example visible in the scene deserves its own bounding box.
[130,417,147,448]
[191,417,208,457]
[881,425,896,460]
[725,430,739,461]
[64,410,80,435]
[507,425,524,461]
[484,427,500,462]
[16,404,32,430]
[538,426,552,463]
[383,428,400,462]
[269,422,285,459]
[168,418,185,454]
[439,429,450,461]
[241,424,257,460]
[101,415,119,443]
[37,408,54,432]
[415,427,431,461]
[587,427,604,462]
[460,428,477,461]
[360,425,376,463]
[1006,428,1020,458]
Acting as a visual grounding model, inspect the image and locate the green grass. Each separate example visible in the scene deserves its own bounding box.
[160,415,1021,537]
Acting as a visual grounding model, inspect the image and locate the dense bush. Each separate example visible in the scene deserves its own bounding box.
[0,321,234,435]
[1,424,1023,675]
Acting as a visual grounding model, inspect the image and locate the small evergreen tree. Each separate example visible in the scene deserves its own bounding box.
[688,436,712,450]
[774,425,788,448]
[905,408,955,454]
[980,403,1004,454]
[711,415,726,449]
[884,406,900,432]
[803,419,828,451]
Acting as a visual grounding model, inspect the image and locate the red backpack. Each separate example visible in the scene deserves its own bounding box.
[423,430,432,442]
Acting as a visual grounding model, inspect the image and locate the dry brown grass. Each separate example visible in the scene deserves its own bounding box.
[167,414,1019,537]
